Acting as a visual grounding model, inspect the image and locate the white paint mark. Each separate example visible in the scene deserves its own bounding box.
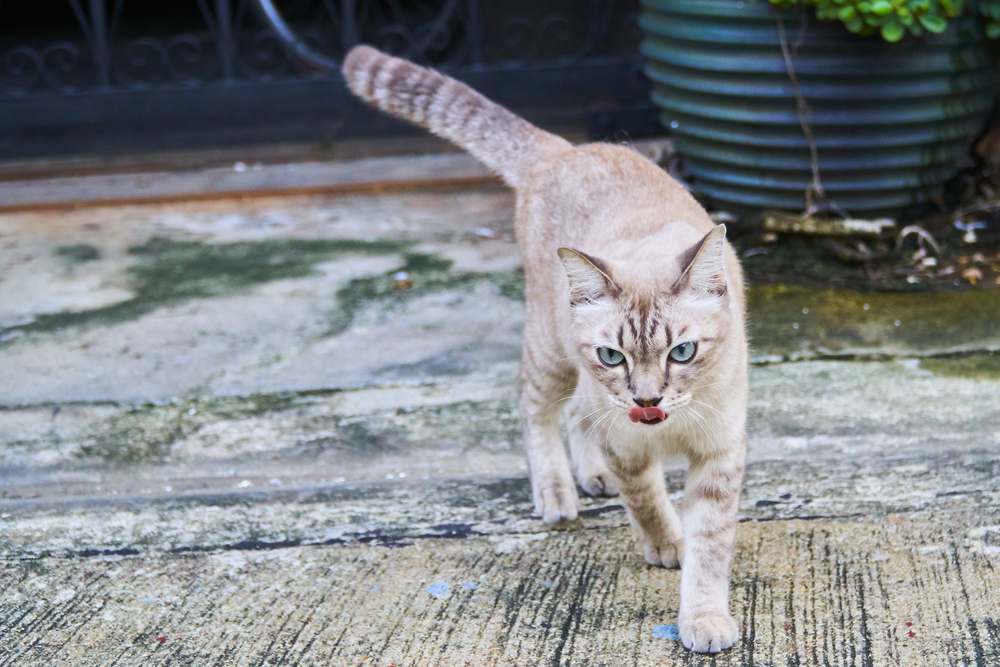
[490,533,547,555]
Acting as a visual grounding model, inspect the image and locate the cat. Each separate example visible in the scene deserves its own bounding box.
[342,45,748,654]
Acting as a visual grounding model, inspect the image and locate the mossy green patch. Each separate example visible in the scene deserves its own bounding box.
[919,352,1000,380]
[328,252,524,334]
[3,236,406,343]
[748,284,1000,359]
[81,404,191,464]
[77,392,307,464]
[55,243,100,263]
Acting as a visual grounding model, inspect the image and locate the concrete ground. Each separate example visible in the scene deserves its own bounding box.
[0,167,998,666]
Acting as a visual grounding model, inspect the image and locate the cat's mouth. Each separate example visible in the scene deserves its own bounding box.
[628,406,667,425]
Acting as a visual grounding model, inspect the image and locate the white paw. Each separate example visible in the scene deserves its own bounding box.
[568,435,619,498]
[640,538,682,569]
[575,466,620,497]
[679,612,739,653]
[532,472,580,524]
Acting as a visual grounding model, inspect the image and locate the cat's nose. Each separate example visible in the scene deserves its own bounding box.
[633,396,662,408]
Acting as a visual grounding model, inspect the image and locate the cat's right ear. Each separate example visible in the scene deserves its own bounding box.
[557,248,620,305]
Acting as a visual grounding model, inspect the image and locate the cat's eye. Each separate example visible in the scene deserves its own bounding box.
[669,341,697,363]
[596,346,625,367]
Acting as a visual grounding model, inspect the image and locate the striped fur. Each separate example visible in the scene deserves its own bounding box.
[342,46,569,187]
[342,48,749,654]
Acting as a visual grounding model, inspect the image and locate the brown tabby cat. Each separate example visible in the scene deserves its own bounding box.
[343,45,748,654]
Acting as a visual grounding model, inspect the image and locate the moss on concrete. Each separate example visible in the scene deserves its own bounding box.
[328,252,524,334]
[76,392,311,464]
[3,237,406,343]
[920,352,1000,380]
[747,285,1000,358]
[55,244,100,263]
[81,404,192,464]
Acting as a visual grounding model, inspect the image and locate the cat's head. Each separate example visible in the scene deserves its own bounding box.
[557,224,731,426]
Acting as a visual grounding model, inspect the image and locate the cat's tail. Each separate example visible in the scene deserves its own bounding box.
[342,45,570,188]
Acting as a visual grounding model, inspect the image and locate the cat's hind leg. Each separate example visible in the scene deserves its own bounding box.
[520,338,579,524]
[565,392,620,497]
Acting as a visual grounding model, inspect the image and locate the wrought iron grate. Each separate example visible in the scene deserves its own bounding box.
[0,0,655,159]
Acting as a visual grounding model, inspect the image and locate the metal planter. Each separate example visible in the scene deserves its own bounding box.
[639,0,995,217]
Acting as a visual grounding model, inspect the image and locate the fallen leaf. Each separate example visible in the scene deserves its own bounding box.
[961,267,983,285]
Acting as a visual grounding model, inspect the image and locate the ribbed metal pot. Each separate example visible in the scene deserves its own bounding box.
[639,0,994,216]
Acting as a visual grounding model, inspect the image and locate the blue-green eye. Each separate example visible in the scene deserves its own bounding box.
[669,341,697,363]
[596,347,625,366]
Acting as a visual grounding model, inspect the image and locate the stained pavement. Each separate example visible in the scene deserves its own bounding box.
[0,175,998,665]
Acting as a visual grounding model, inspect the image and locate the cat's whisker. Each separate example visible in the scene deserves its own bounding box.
[604,412,623,452]
[690,398,724,418]
[566,406,607,431]
[583,408,617,441]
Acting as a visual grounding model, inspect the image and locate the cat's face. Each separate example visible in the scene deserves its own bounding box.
[559,225,730,426]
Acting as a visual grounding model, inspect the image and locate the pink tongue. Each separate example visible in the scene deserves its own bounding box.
[628,406,667,423]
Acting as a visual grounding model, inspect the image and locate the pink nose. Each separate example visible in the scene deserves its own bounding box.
[628,406,667,424]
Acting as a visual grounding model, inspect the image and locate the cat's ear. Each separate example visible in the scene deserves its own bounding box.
[673,224,728,298]
[557,248,621,305]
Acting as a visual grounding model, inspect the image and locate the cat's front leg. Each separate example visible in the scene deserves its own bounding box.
[606,448,683,568]
[565,392,620,497]
[678,443,745,653]
[520,342,579,524]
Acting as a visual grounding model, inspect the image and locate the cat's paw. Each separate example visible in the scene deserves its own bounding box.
[568,430,619,497]
[532,471,580,524]
[574,464,620,498]
[679,611,739,654]
[640,538,682,569]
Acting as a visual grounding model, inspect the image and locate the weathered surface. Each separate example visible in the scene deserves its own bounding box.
[2,514,998,667]
[0,178,998,666]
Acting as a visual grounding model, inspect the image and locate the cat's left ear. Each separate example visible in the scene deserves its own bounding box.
[673,224,728,298]
[557,247,621,305]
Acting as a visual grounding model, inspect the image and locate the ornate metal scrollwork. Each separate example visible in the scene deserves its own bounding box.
[1,0,635,97]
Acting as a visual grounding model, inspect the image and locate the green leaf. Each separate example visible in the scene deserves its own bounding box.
[881,19,905,40]
[838,5,858,19]
[872,0,894,14]
[918,13,948,32]
[987,21,1000,38]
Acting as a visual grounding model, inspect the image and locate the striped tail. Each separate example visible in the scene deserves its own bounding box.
[341,45,570,188]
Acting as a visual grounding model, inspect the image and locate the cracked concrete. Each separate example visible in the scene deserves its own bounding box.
[0,177,998,666]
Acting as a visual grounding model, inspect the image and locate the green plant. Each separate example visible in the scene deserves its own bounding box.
[769,0,978,41]
[982,0,1000,36]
